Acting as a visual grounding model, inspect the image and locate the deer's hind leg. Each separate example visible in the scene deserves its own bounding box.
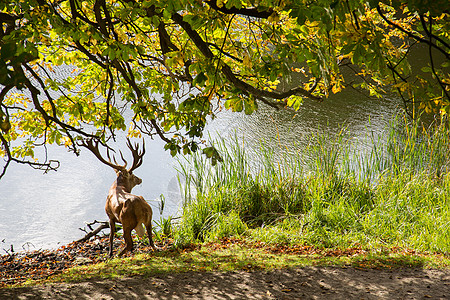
[118,224,135,257]
[144,220,157,251]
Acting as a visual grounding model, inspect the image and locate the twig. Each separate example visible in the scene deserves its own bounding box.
[76,220,109,243]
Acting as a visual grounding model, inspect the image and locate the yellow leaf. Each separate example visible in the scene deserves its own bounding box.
[176,54,185,67]
[332,84,342,94]
[268,12,280,23]
[243,54,252,68]
[63,137,72,147]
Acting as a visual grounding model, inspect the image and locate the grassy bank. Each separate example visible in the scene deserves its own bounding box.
[174,116,450,254]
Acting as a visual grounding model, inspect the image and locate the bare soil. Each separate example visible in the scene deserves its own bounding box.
[1,266,449,299]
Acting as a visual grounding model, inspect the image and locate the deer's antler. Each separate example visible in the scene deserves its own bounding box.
[126,138,145,172]
[79,138,127,172]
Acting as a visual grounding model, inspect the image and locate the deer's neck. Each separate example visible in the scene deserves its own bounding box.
[111,178,133,194]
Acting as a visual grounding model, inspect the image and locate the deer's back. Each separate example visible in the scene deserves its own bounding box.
[106,192,152,225]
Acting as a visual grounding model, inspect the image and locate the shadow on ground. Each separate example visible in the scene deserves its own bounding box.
[1,266,449,299]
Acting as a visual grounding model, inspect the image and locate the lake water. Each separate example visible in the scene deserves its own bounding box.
[0,83,402,253]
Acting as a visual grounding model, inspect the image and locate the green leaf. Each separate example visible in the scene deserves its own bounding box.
[202,146,222,166]
[226,97,243,112]
[1,42,17,60]
[244,97,257,115]
[194,72,207,87]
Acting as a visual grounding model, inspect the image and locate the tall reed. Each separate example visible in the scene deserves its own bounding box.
[174,116,450,253]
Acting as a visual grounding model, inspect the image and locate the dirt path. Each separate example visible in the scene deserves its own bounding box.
[1,266,449,299]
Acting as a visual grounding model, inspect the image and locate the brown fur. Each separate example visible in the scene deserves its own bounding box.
[80,138,156,257]
[105,170,156,257]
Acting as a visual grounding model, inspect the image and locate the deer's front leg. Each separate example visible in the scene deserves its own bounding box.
[108,219,115,257]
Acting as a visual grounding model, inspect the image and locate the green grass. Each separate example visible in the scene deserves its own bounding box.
[174,115,450,254]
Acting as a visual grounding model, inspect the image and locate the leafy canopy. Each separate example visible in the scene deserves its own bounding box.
[0,0,449,177]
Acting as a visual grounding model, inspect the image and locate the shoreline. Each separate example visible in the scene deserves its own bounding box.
[0,235,161,288]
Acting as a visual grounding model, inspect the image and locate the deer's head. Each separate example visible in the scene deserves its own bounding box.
[116,169,142,192]
[80,138,145,192]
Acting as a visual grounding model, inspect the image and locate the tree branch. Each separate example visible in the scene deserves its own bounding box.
[76,220,109,243]
[205,0,273,18]
[158,21,179,54]
[22,64,97,139]
[376,5,449,60]
[208,42,243,63]
[426,17,450,101]
[420,14,450,51]
[0,132,60,180]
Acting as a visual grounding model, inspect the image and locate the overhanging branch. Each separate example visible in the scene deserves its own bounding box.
[376,5,450,60]
[171,12,322,105]
[205,0,273,18]
[0,132,60,180]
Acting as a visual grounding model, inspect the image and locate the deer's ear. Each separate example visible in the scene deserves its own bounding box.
[114,169,121,175]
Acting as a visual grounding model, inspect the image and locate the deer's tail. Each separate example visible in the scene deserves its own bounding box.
[134,223,146,237]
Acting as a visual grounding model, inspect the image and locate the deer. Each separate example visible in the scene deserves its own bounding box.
[80,138,157,257]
